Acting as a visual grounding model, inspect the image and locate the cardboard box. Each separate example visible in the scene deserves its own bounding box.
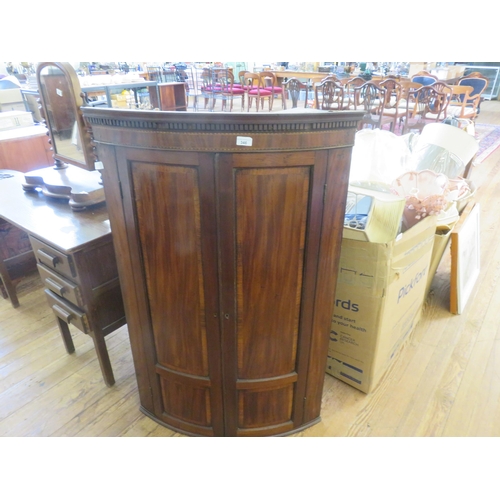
[326,215,436,393]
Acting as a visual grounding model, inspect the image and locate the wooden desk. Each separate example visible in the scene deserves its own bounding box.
[0,168,125,386]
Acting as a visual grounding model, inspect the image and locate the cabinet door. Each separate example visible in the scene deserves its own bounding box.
[113,148,225,437]
[106,144,350,437]
[216,150,336,436]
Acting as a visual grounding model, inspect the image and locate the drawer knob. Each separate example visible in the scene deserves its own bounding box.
[52,304,72,323]
[45,277,65,295]
[37,248,59,267]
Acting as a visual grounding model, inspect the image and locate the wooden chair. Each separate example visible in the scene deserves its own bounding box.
[411,71,437,86]
[432,80,453,96]
[446,85,481,121]
[200,68,245,111]
[183,66,204,111]
[402,85,449,134]
[458,72,489,114]
[244,72,273,111]
[431,81,454,118]
[236,70,249,87]
[214,68,245,111]
[399,80,423,115]
[260,71,284,108]
[354,82,389,129]
[377,78,405,132]
[314,79,346,111]
[200,68,214,109]
[281,77,308,109]
[343,77,366,110]
[146,65,163,82]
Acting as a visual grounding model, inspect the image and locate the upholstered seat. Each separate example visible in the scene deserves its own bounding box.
[411,71,437,87]
[260,71,284,108]
[201,68,245,111]
[244,72,273,111]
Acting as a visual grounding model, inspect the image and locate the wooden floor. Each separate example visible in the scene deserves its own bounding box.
[1,100,500,437]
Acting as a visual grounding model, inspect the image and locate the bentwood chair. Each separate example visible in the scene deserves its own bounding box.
[281,78,308,109]
[244,72,273,111]
[402,85,449,134]
[184,66,204,111]
[260,71,284,108]
[213,68,245,111]
[314,79,346,111]
[200,68,245,111]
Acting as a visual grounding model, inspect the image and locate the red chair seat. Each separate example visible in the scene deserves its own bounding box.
[249,89,273,96]
[265,86,283,93]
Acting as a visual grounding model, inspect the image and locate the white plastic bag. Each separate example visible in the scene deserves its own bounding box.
[349,129,414,190]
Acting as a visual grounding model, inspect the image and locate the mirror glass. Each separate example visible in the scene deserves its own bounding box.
[36,62,95,170]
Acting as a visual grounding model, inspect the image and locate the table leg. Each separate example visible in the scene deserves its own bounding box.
[0,258,19,308]
[56,316,75,353]
[90,331,115,387]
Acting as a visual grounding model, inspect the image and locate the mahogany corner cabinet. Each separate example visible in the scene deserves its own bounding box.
[82,107,363,437]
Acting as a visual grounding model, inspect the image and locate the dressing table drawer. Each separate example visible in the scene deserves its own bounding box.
[44,289,89,334]
[30,236,76,280]
[37,263,83,308]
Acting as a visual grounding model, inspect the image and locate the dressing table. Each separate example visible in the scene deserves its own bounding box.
[0,62,125,387]
[0,169,125,385]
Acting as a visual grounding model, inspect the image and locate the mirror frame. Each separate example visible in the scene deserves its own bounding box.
[36,62,96,171]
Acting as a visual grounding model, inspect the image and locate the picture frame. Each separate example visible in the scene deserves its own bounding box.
[450,202,481,314]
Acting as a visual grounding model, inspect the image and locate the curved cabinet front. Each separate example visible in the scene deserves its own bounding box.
[83,108,363,436]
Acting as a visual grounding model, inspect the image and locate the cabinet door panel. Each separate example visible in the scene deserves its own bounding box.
[119,150,224,436]
[217,152,322,436]
[235,166,309,379]
[132,162,208,376]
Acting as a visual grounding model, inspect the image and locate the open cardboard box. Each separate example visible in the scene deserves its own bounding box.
[326,215,436,393]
